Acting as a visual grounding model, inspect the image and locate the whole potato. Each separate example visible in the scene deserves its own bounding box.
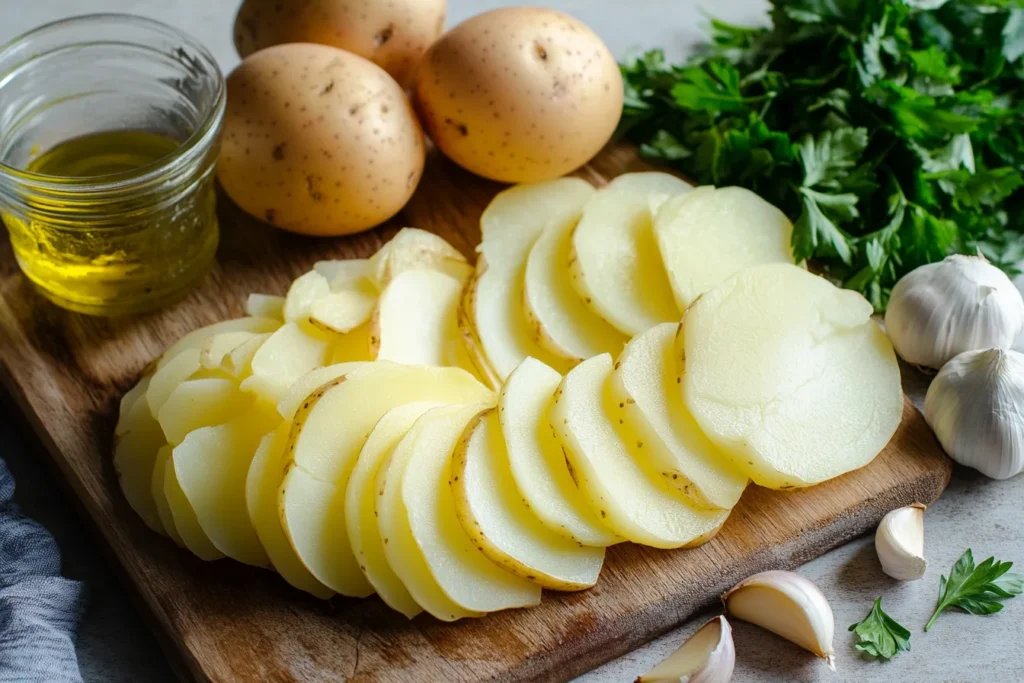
[234,0,446,86]
[412,7,622,184]
[218,43,425,236]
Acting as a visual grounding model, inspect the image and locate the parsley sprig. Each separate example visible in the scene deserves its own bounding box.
[620,0,1024,310]
[849,597,912,660]
[925,548,1024,631]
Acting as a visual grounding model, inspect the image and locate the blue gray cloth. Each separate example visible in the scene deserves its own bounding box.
[0,457,85,683]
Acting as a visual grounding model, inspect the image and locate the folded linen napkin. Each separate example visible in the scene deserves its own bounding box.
[0,457,85,683]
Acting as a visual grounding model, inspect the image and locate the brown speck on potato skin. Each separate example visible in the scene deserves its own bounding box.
[272,142,287,160]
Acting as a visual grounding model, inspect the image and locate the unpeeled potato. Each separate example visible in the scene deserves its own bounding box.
[412,7,622,183]
[234,0,446,86]
[218,43,425,237]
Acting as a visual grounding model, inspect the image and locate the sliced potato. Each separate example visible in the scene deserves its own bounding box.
[471,180,591,380]
[523,190,626,364]
[278,362,493,595]
[244,293,285,320]
[371,267,472,367]
[151,446,185,547]
[309,281,377,335]
[275,362,367,421]
[200,331,259,371]
[173,408,276,567]
[329,323,374,364]
[401,404,541,611]
[456,281,503,390]
[375,409,481,621]
[655,186,797,309]
[368,227,467,288]
[608,323,747,510]
[157,378,253,445]
[114,387,168,535]
[223,333,271,378]
[117,375,152,433]
[452,409,605,590]
[239,322,334,404]
[246,424,334,598]
[163,457,224,561]
[681,263,902,488]
[345,402,439,617]
[147,348,202,418]
[551,354,728,548]
[570,173,689,335]
[313,258,372,291]
[283,270,331,323]
[498,358,619,546]
[157,317,280,369]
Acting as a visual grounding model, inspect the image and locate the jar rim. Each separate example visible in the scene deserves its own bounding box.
[0,13,225,192]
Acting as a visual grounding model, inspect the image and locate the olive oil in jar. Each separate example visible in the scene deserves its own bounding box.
[2,130,220,315]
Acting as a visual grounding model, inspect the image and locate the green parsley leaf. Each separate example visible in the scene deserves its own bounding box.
[925,549,1024,631]
[848,597,912,660]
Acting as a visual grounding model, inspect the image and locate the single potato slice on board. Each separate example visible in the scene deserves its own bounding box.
[244,293,285,320]
[523,185,626,364]
[371,266,474,368]
[245,424,333,599]
[278,363,493,596]
[173,407,278,567]
[163,456,224,561]
[283,270,331,323]
[346,403,441,618]
[400,405,541,612]
[114,386,169,535]
[151,446,184,548]
[551,354,729,549]
[117,375,151,435]
[376,409,482,622]
[368,227,467,289]
[498,358,619,546]
[608,323,747,510]
[240,322,334,404]
[453,409,606,590]
[147,348,203,418]
[157,378,253,445]
[681,263,902,489]
[469,179,592,381]
[157,316,280,369]
[654,186,798,310]
[570,173,689,336]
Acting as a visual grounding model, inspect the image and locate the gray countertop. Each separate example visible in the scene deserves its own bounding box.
[3,1,1023,681]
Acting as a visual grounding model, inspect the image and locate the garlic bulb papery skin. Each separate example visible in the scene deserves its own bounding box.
[924,348,1024,479]
[723,570,835,670]
[885,255,1024,369]
[875,504,927,581]
[636,616,735,683]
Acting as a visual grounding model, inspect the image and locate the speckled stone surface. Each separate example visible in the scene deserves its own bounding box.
[3,2,1024,681]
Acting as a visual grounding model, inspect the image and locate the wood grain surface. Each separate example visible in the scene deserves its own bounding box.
[0,145,952,683]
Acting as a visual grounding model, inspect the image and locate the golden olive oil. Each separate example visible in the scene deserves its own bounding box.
[2,130,219,315]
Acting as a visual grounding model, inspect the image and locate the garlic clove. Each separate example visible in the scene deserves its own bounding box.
[875,503,927,581]
[723,570,835,670]
[884,255,1024,369]
[924,348,1024,480]
[637,616,735,683]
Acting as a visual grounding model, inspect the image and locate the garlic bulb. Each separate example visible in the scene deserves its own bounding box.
[637,616,735,683]
[875,504,927,581]
[723,570,835,670]
[885,255,1024,369]
[925,348,1024,479]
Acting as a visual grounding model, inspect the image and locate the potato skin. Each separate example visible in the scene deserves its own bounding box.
[217,44,425,237]
[234,0,446,86]
[412,7,622,183]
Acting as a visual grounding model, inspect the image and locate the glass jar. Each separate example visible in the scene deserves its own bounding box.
[0,14,226,316]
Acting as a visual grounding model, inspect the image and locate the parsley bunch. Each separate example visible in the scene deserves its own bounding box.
[619,0,1024,310]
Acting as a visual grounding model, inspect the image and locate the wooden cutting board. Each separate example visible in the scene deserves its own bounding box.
[0,144,951,683]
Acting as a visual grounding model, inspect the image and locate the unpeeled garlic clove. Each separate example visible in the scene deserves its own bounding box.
[924,348,1024,479]
[723,570,835,670]
[636,615,734,683]
[884,255,1024,369]
[875,504,927,581]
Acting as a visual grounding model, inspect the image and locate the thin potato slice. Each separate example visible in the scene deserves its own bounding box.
[368,227,466,289]
[498,358,618,546]
[244,293,285,320]
[240,322,334,404]
[114,388,168,535]
[314,258,373,291]
[163,458,224,561]
[283,270,331,323]
[147,348,202,418]
[570,173,689,335]
[174,408,277,567]
[401,405,541,611]
[246,425,333,598]
[152,446,185,547]
[275,362,367,421]
[329,322,374,364]
[309,282,377,335]
[346,403,438,618]
[453,409,605,590]
[117,375,151,433]
[200,331,259,370]
[551,354,728,548]
[223,333,271,378]
[157,378,253,445]
[157,317,280,369]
